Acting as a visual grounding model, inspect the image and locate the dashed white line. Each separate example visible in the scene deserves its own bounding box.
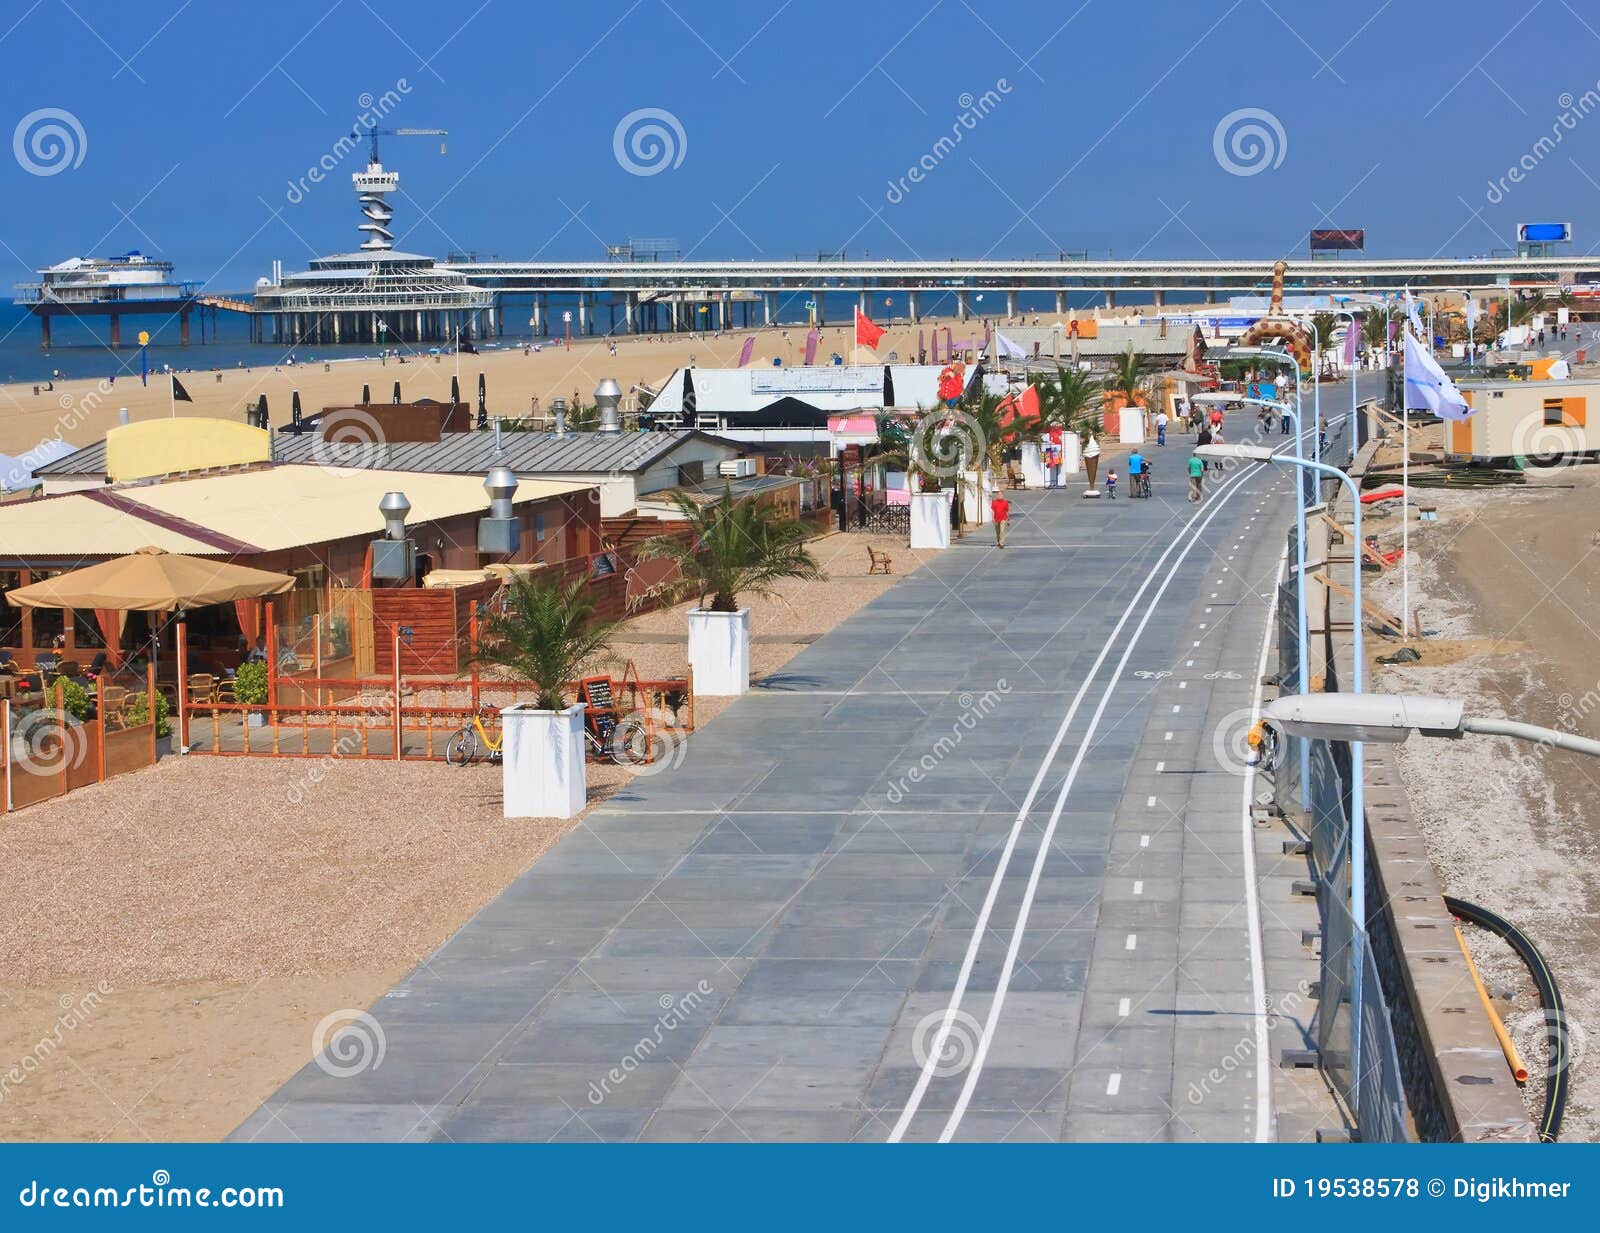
[1106,1073,1122,1096]
[1117,997,1131,1017]
[1139,834,1151,847]
[1132,879,1144,895]
[1146,795,1157,807]
[1124,933,1138,951]
[1154,762,1164,772]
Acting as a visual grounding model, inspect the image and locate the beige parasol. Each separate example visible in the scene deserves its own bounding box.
[5,546,294,611]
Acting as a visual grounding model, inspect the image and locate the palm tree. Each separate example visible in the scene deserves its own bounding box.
[1035,366,1101,438]
[1360,309,1389,354]
[1307,311,1339,373]
[1102,344,1150,413]
[475,573,621,711]
[635,483,823,613]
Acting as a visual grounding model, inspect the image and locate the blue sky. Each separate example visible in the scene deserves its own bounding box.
[4,0,1600,288]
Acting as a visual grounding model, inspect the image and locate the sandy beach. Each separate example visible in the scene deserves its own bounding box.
[0,317,1005,462]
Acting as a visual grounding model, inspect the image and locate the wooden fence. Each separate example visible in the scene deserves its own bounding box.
[2,668,161,812]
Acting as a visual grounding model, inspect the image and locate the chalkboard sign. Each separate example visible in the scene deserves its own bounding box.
[579,675,615,711]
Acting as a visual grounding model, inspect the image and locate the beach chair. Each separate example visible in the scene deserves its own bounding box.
[866,546,893,575]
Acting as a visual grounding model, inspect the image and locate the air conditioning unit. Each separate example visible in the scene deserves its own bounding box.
[717,458,756,478]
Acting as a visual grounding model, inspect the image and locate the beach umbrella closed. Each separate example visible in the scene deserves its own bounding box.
[5,547,295,612]
[392,381,401,404]
[257,394,269,428]
[291,390,303,426]
[450,374,460,405]
[362,383,371,404]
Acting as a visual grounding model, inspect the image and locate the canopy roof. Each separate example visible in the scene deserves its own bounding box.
[4,546,295,612]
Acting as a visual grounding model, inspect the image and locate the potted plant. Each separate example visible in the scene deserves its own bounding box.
[635,483,823,696]
[233,661,270,728]
[874,411,962,550]
[474,572,621,819]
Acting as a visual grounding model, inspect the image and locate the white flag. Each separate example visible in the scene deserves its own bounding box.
[1404,330,1471,421]
[1402,288,1426,338]
[994,330,1025,360]
[1466,297,1479,331]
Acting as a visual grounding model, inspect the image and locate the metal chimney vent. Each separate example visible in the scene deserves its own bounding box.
[594,378,623,434]
[379,490,411,540]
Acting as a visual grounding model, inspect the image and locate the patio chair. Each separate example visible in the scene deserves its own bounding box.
[99,685,129,730]
[84,652,108,680]
[54,659,81,680]
[186,673,219,705]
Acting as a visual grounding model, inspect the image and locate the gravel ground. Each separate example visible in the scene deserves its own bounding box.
[1365,473,1600,1139]
[0,525,928,1140]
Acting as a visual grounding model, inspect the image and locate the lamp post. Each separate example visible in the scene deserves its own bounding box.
[1225,346,1311,505]
[1199,440,1368,1118]
[1262,692,1600,758]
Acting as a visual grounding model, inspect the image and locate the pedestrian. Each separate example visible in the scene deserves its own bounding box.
[991,493,1010,548]
[1155,408,1169,446]
[1210,426,1225,471]
[1208,406,1224,433]
[1188,451,1205,502]
[1197,424,1213,456]
[1104,468,1117,498]
[1127,449,1145,497]
[1280,409,1292,434]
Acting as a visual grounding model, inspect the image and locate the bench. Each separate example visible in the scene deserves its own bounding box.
[866,546,893,575]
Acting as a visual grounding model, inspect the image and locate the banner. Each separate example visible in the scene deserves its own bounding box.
[1309,228,1365,252]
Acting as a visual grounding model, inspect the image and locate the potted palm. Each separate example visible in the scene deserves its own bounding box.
[1101,343,1150,440]
[1036,366,1099,483]
[635,483,823,696]
[873,411,967,550]
[475,572,621,818]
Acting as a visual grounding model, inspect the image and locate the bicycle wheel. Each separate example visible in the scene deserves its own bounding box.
[444,727,478,766]
[608,715,660,766]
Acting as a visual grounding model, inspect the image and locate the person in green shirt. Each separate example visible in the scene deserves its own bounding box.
[1187,453,1205,503]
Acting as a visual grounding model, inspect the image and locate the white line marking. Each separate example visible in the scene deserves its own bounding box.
[888,451,1282,1143]
[1171,704,1181,713]
[1125,933,1138,951]
[1163,731,1173,741]
[1178,681,1187,690]
[1238,542,1288,1144]
[1118,997,1131,1017]
[1185,660,1194,668]
[1154,762,1164,772]
[1133,879,1144,895]
[1106,1073,1122,1096]
[1146,795,1157,807]
[1139,834,1150,848]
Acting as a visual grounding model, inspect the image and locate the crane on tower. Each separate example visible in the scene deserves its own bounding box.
[349,125,447,251]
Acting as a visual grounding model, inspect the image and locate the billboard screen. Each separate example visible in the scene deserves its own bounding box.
[1309,228,1365,252]
[1518,222,1571,243]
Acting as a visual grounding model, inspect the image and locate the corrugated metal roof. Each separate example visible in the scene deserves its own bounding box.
[36,429,727,480]
[0,466,592,562]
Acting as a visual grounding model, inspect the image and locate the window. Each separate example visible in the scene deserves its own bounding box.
[677,460,705,486]
[1544,398,1564,426]
[534,512,546,542]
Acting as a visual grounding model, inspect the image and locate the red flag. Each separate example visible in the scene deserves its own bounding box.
[855,308,885,349]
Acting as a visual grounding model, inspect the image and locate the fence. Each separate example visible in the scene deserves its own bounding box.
[1273,539,1411,1141]
[2,668,162,812]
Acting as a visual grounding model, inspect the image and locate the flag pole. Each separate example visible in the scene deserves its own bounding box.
[1400,331,1411,641]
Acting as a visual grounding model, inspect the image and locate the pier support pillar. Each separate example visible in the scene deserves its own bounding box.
[858,289,869,319]
[764,291,774,326]
[908,291,920,323]
[40,315,51,349]
[532,296,543,336]
[1206,287,1219,304]
[1055,290,1066,314]
[1006,290,1017,319]
[671,300,680,332]
[109,315,121,348]
[1105,290,1117,310]
[625,293,637,333]
[180,309,190,346]
[578,295,589,336]
[957,291,968,321]
[814,291,826,326]
[1152,289,1166,311]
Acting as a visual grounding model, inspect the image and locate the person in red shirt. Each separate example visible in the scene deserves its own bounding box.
[1208,407,1224,431]
[990,495,1010,548]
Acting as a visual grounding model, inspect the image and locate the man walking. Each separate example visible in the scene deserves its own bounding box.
[991,493,1010,548]
[1154,408,1169,446]
[1187,451,1205,502]
[1127,449,1146,497]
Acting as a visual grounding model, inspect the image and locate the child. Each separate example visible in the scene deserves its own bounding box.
[1105,468,1118,499]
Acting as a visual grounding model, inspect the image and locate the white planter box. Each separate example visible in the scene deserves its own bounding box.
[962,470,992,524]
[688,607,750,697]
[1118,406,1146,445]
[502,702,587,819]
[909,490,953,550]
[1020,441,1045,488]
[1060,432,1082,475]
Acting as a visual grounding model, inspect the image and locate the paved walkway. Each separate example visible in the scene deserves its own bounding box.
[237,398,1367,1143]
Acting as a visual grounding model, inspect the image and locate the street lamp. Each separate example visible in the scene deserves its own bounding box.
[1198,439,1370,1111]
[1224,346,1313,502]
[1263,692,1600,758]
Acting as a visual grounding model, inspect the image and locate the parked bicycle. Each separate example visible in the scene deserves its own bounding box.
[444,703,659,767]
